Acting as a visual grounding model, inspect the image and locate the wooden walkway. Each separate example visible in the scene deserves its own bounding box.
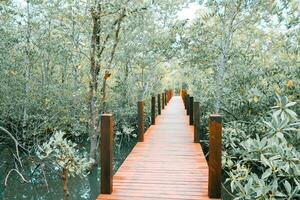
[97,96,211,200]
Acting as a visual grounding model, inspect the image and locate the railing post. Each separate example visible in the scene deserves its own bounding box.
[208,114,222,198]
[184,91,187,109]
[138,101,144,142]
[162,93,165,110]
[100,114,113,194]
[189,96,194,125]
[164,92,167,106]
[166,91,169,103]
[181,89,187,109]
[193,102,200,143]
[151,96,156,125]
[186,94,190,115]
[158,94,161,115]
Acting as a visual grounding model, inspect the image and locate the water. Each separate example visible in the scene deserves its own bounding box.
[1,140,136,200]
[1,165,100,200]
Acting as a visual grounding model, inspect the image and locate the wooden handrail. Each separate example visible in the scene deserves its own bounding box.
[98,97,214,200]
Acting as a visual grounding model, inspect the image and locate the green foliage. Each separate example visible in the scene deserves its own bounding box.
[177,1,299,199]
[1,0,299,199]
[1,2,182,199]
[223,98,300,199]
[37,131,93,176]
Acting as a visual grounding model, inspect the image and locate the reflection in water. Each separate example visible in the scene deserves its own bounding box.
[1,164,100,200]
[1,140,135,200]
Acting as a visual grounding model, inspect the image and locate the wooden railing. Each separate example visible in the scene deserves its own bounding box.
[100,89,222,199]
[100,89,173,194]
[181,89,222,198]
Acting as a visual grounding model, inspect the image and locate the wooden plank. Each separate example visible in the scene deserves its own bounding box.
[97,96,214,200]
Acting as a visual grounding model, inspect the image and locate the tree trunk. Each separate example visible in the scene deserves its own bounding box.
[89,5,125,163]
[100,10,124,112]
[89,6,101,162]
[215,52,226,113]
[70,0,81,128]
[122,61,129,104]
[215,21,231,113]
[22,0,32,131]
[215,3,241,113]
[61,167,69,200]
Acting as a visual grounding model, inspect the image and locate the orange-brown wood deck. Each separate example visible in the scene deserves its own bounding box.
[97,96,211,200]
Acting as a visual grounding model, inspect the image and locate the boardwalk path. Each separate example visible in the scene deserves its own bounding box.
[97,96,210,200]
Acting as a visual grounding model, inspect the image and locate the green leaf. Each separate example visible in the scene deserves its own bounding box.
[286,102,296,107]
[286,109,297,119]
[262,168,272,179]
[274,191,286,197]
[276,132,284,139]
[284,181,292,194]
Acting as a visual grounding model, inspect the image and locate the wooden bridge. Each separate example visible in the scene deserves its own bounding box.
[97,91,222,200]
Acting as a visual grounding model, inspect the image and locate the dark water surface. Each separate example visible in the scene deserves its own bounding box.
[1,140,136,200]
[2,166,100,200]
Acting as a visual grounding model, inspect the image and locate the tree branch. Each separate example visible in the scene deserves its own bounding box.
[4,169,29,187]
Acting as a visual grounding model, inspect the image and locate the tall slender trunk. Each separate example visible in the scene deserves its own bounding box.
[71,13,79,96]
[100,10,124,112]
[41,18,51,103]
[70,0,80,128]
[45,20,51,86]
[89,4,125,163]
[215,21,232,113]
[215,48,226,113]
[22,0,32,130]
[89,6,101,162]
[140,67,145,100]
[122,61,129,104]
[61,167,69,200]
[61,62,67,84]
[215,2,241,113]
